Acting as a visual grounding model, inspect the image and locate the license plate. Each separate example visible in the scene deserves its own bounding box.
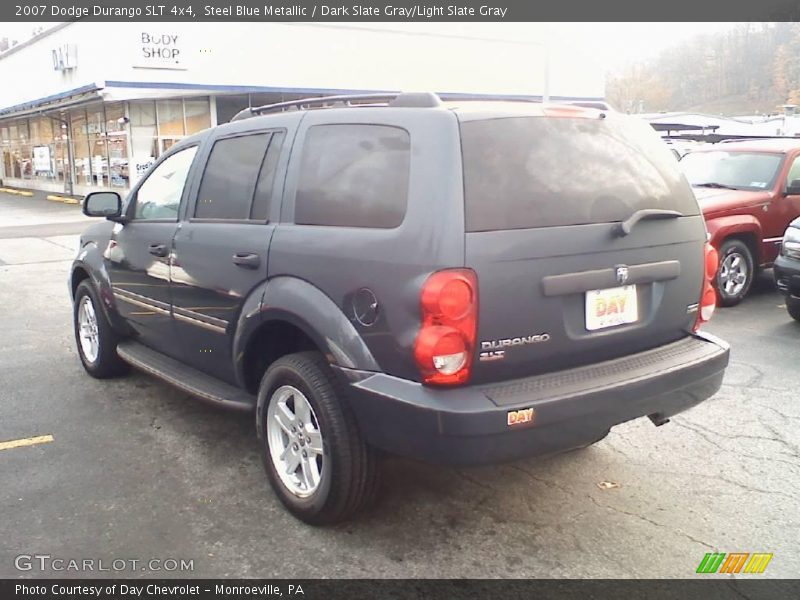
[585,285,638,331]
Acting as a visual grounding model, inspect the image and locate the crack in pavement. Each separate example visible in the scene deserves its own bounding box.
[676,417,799,457]
[586,494,716,550]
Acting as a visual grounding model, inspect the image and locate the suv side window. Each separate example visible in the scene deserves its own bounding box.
[195,133,271,220]
[134,146,197,220]
[295,124,410,228]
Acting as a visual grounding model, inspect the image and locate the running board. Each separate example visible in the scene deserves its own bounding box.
[116,340,255,412]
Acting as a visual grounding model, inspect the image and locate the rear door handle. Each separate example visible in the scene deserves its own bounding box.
[232,252,261,269]
[148,243,169,257]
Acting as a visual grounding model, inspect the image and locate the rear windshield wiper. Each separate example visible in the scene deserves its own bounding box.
[614,208,683,237]
[693,182,739,190]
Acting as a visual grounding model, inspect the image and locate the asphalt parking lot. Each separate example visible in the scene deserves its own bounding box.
[0,190,798,579]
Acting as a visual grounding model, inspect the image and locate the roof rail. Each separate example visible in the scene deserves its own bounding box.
[230,91,443,121]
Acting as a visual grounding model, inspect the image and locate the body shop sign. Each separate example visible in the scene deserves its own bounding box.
[134,32,186,70]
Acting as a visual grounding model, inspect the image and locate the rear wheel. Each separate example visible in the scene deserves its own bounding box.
[716,239,755,307]
[787,297,800,322]
[256,352,379,525]
[73,280,128,378]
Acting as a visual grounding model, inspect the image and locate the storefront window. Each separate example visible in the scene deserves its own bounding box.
[184,98,211,134]
[105,103,129,189]
[53,116,71,186]
[157,99,185,138]
[1,96,212,190]
[87,105,109,188]
[130,100,158,186]
[216,94,249,124]
[30,116,57,183]
[1,127,9,181]
[70,108,92,186]
[7,120,33,180]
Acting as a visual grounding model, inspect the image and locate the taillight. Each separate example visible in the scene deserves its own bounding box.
[694,242,719,332]
[413,269,478,385]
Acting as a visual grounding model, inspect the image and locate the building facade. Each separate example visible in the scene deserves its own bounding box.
[0,22,605,195]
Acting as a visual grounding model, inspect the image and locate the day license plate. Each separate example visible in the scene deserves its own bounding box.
[585,285,638,331]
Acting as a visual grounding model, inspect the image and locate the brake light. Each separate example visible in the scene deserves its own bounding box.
[542,105,599,119]
[414,269,478,385]
[694,242,719,332]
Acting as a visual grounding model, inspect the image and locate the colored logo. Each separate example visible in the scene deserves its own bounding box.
[696,552,773,574]
[507,408,534,427]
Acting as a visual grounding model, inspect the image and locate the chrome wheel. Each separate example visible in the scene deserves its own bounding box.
[719,251,748,297]
[266,385,324,498]
[77,295,100,363]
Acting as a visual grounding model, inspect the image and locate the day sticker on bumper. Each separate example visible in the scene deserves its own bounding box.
[507,408,535,427]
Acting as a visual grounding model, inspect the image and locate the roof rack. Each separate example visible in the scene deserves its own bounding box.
[230,91,444,121]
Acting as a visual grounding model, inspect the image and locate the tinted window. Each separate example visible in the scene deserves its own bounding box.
[134,146,197,220]
[295,124,410,228]
[250,132,285,221]
[461,116,700,232]
[680,151,783,191]
[195,133,271,220]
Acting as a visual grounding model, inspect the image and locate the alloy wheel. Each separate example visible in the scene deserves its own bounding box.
[719,251,748,298]
[266,385,325,498]
[77,295,100,363]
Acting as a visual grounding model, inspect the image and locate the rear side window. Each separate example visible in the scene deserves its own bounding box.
[251,132,285,220]
[461,116,699,232]
[295,124,410,228]
[195,132,283,220]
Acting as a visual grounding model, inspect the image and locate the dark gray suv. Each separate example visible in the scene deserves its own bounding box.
[70,92,729,524]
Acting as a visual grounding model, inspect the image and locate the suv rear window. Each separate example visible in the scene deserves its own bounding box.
[461,116,699,232]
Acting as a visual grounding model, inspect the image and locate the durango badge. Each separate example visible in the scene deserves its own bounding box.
[507,408,535,427]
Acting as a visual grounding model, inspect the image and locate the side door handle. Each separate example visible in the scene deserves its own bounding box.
[232,252,261,269]
[148,243,169,258]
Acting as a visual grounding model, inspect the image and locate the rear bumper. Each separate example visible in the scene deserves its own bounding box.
[338,332,729,466]
[774,254,800,298]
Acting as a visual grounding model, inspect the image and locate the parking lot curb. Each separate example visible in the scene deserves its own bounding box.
[46,194,81,205]
[0,187,34,197]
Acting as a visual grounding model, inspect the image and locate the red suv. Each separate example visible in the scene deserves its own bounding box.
[680,139,800,305]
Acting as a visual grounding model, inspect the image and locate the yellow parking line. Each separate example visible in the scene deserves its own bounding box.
[0,434,54,451]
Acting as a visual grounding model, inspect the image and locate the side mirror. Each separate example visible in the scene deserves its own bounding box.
[83,191,123,220]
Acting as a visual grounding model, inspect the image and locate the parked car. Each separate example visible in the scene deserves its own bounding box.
[71,92,729,524]
[774,217,800,321]
[679,139,800,305]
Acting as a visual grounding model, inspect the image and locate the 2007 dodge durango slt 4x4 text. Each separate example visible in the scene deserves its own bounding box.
[70,92,730,524]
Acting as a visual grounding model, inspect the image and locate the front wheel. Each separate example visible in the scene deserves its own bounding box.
[716,239,755,307]
[256,352,379,525]
[787,297,800,322]
[73,280,128,378]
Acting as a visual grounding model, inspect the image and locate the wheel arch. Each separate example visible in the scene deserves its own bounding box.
[706,215,763,265]
[233,276,381,392]
[70,264,91,300]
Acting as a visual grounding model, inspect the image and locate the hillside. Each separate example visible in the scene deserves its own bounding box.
[607,23,800,116]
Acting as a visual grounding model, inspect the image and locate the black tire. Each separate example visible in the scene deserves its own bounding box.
[787,297,800,322]
[256,351,380,525]
[73,280,128,378]
[716,239,755,307]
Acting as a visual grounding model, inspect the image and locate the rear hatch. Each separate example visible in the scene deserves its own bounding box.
[458,110,707,384]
